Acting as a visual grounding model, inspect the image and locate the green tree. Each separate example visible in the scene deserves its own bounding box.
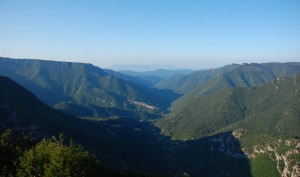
[16,135,104,177]
[0,130,18,176]
[0,130,36,176]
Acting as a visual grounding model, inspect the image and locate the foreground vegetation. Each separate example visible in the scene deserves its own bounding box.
[1,130,170,177]
[0,130,104,177]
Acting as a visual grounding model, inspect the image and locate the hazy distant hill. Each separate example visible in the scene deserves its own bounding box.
[107,64,190,72]
[120,69,194,79]
[107,69,194,87]
[155,67,222,94]
[104,68,163,87]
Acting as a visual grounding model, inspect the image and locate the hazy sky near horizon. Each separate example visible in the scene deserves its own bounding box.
[0,0,300,69]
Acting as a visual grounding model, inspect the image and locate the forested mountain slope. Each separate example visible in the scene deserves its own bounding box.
[156,63,300,95]
[157,74,300,140]
[0,76,170,174]
[0,57,178,119]
[2,59,300,177]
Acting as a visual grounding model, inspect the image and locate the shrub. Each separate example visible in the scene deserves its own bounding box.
[16,135,104,177]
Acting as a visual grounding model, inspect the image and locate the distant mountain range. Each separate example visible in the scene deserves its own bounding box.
[1,57,300,176]
[107,64,194,72]
[120,69,194,79]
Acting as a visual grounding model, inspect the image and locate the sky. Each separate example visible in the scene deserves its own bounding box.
[0,0,300,69]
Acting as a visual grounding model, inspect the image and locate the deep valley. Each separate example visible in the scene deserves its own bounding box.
[0,57,300,177]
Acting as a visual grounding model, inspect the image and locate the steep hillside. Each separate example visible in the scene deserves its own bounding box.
[0,76,254,177]
[157,74,300,140]
[157,63,300,95]
[167,63,300,116]
[0,76,77,134]
[155,64,239,93]
[0,76,170,174]
[0,57,178,118]
[263,62,300,76]
[156,72,300,176]
[227,75,300,135]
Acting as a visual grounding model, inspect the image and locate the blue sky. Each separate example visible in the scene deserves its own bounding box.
[0,0,299,69]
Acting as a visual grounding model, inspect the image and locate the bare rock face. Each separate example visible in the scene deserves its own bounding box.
[274,142,300,177]
[233,129,300,177]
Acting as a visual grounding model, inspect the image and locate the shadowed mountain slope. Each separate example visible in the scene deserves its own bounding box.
[0,76,254,177]
[0,76,170,174]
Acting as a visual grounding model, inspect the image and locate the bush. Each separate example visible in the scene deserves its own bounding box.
[250,154,279,177]
[16,135,104,177]
[0,130,35,176]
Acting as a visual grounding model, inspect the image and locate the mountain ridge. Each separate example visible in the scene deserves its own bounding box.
[157,74,300,140]
[0,57,179,119]
[0,76,171,174]
[1,57,300,176]
[156,62,300,94]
